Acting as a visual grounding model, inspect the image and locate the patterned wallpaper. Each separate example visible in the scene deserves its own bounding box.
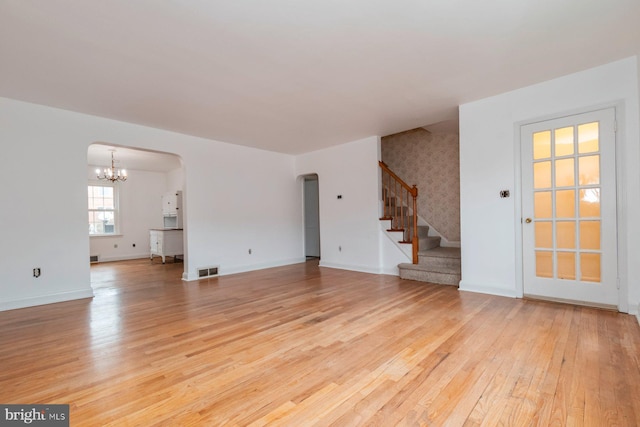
[381,128,460,242]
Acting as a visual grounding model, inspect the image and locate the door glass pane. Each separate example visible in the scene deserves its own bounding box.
[557,252,576,280]
[555,127,574,157]
[535,221,552,248]
[555,190,575,218]
[534,192,552,218]
[555,158,574,187]
[579,221,600,250]
[533,131,551,159]
[536,251,553,278]
[580,253,601,282]
[579,188,600,217]
[578,122,599,154]
[534,161,551,189]
[556,221,575,249]
[578,155,600,185]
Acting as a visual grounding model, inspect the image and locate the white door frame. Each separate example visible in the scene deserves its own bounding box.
[513,102,629,313]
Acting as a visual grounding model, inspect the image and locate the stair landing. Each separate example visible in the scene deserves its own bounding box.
[399,246,461,286]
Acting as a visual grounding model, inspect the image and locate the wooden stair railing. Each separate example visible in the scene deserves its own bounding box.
[379,161,419,264]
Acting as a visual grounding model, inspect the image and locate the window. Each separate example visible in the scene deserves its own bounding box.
[88,184,118,235]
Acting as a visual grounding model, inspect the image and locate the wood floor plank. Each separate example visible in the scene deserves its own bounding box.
[0,259,639,426]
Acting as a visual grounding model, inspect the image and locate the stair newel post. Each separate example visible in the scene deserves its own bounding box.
[411,185,418,264]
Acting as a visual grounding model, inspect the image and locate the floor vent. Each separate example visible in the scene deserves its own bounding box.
[198,266,219,278]
[89,255,100,264]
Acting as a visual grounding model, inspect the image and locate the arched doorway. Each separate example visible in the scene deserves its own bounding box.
[302,174,320,259]
[86,143,186,274]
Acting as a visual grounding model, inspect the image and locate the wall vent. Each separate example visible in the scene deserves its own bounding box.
[198,266,219,278]
[89,255,100,264]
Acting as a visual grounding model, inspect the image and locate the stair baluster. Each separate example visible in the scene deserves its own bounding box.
[379,161,419,264]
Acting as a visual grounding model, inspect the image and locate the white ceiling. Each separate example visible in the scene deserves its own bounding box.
[1,1,639,154]
[88,144,181,173]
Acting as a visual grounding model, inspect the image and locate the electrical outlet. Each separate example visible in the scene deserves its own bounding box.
[248,249,252,255]
[33,268,41,278]
[339,246,342,252]
[114,244,118,248]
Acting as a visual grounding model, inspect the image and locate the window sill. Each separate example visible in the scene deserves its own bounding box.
[90,234,123,238]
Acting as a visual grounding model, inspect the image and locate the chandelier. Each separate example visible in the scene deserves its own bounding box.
[96,151,127,182]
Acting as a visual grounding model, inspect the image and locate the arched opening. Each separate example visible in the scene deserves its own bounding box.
[87,143,186,279]
[302,174,320,260]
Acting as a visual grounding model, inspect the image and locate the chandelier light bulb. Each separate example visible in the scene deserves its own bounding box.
[96,151,127,183]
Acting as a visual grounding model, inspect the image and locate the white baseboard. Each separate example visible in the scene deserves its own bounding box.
[319,261,381,275]
[182,257,306,281]
[0,289,95,312]
[380,266,400,276]
[458,280,517,298]
[97,254,153,263]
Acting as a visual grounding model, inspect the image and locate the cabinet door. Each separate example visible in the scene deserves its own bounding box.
[149,231,158,252]
[162,193,177,214]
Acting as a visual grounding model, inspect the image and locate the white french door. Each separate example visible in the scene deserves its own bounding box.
[521,108,618,307]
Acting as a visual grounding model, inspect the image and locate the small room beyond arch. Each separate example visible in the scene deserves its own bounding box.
[87,143,185,276]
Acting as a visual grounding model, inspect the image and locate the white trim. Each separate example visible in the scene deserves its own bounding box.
[0,289,94,312]
[96,254,153,263]
[88,181,121,236]
[459,280,517,298]
[380,265,400,276]
[514,121,525,298]
[613,104,630,313]
[319,261,381,275]
[514,102,628,311]
[181,257,307,281]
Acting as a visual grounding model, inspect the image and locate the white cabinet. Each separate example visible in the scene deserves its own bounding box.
[150,229,183,264]
[162,191,183,228]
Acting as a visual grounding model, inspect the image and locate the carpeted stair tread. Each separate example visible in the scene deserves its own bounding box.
[398,263,460,286]
[418,247,460,258]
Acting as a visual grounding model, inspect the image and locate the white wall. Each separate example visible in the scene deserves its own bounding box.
[87,167,167,262]
[0,97,304,310]
[181,139,302,278]
[166,167,184,193]
[459,57,640,313]
[296,137,381,273]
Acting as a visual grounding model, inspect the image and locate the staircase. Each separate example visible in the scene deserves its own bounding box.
[398,247,461,286]
[379,162,461,287]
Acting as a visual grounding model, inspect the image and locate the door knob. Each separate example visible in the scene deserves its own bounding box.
[525,218,532,223]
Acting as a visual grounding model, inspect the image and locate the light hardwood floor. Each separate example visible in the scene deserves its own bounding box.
[1,259,639,426]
